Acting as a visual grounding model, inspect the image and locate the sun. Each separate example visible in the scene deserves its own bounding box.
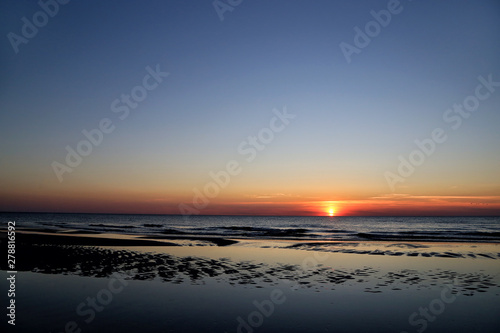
[328,208,335,217]
[319,201,339,217]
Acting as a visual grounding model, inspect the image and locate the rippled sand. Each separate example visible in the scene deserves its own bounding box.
[2,230,500,332]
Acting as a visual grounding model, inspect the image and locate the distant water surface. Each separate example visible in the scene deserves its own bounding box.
[1,213,499,243]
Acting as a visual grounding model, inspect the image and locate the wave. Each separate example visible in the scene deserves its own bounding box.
[161,228,189,235]
[89,224,136,229]
[356,231,500,242]
[219,226,313,238]
[5,213,498,243]
[325,229,353,234]
[263,228,310,237]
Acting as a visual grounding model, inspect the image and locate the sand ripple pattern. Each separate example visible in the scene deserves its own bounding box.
[5,244,500,297]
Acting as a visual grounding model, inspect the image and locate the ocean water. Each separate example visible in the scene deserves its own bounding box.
[1,213,499,243]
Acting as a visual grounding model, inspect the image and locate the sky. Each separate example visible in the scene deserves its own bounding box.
[1,0,499,216]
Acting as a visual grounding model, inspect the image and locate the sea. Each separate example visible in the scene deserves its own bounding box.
[1,213,499,243]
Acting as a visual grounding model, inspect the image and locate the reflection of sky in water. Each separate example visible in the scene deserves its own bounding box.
[5,235,500,332]
[10,266,500,333]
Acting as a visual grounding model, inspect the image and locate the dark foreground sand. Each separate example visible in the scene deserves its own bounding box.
[1,230,500,332]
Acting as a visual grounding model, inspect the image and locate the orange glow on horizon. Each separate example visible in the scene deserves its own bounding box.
[1,190,500,216]
[315,201,342,217]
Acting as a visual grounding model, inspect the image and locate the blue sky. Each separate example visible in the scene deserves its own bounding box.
[1,0,499,214]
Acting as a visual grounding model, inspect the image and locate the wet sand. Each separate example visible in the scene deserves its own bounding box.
[1,230,500,332]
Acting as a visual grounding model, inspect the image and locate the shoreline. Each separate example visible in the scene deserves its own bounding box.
[2,229,500,286]
[2,228,500,332]
[2,228,499,258]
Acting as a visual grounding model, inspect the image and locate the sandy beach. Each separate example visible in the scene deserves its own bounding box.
[1,229,499,332]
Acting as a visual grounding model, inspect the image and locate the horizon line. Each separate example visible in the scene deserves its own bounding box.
[1,211,499,218]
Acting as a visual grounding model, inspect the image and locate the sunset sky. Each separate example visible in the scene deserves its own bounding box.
[1,0,499,216]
